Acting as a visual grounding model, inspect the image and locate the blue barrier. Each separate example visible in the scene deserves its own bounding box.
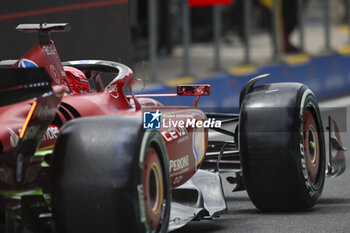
[140,53,350,112]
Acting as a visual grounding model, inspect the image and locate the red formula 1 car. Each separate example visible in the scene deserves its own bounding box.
[0,23,347,233]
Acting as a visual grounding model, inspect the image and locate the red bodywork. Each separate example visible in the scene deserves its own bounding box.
[0,38,207,188]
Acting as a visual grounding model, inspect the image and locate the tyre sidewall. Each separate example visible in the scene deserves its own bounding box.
[135,130,170,233]
[294,88,325,207]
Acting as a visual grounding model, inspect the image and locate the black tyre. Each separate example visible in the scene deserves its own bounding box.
[52,116,170,233]
[239,83,325,211]
[0,195,4,231]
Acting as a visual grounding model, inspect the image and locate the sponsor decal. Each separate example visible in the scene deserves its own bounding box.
[42,126,59,142]
[137,184,147,223]
[18,59,38,68]
[169,155,189,173]
[8,128,19,148]
[173,175,184,185]
[107,84,119,99]
[16,153,23,182]
[300,141,314,196]
[43,45,56,56]
[143,110,161,129]
[161,127,188,142]
[49,65,61,84]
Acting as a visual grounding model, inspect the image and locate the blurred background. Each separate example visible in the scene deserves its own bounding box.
[1,0,350,108]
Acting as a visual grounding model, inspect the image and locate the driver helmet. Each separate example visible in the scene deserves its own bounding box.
[61,66,90,94]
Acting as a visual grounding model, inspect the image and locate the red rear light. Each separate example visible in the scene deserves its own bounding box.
[177,85,211,96]
[189,0,233,7]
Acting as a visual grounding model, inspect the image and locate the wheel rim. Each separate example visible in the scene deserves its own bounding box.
[143,148,163,230]
[303,110,320,184]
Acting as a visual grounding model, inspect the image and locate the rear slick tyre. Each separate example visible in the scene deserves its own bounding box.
[239,83,325,211]
[52,116,170,233]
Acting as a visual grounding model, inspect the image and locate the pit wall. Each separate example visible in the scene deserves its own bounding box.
[141,51,350,112]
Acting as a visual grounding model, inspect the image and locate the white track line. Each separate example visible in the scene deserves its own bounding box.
[319,95,350,108]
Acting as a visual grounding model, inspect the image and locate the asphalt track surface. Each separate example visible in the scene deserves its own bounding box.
[174,96,350,233]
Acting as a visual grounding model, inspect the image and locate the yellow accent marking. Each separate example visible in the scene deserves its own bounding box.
[284,53,310,66]
[228,64,257,76]
[311,142,316,149]
[38,145,55,152]
[166,76,194,87]
[41,161,50,167]
[151,162,163,215]
[336,25,350,35]
[0,189,43,199]
[337,44,350,56]
[308,125,318,167]
[20,101,37,138]
[34,149,53,157]
[259,0,273,10]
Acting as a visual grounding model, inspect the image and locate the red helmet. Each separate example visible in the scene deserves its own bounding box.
[62,66,90,94]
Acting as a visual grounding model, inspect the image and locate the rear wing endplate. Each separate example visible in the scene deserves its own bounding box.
[327,116,347,177]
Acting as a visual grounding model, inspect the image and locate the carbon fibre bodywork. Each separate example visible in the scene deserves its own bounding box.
[169,170,227,231]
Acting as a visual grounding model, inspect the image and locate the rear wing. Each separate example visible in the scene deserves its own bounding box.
[0,68,52,106]
[16,23,70,44]
[16,23,70,32]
